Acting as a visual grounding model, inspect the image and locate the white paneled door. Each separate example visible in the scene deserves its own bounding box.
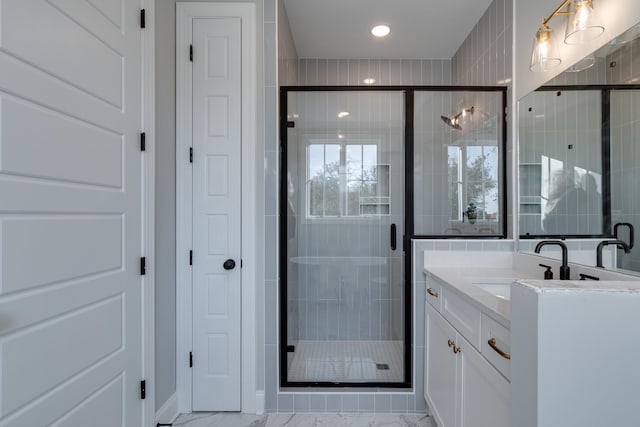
[191,17,242,411]
[0,0,144,426]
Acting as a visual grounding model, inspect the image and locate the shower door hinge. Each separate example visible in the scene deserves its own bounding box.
[140,380,146,399]
[189,351,193,368]
[286,345,295,352]
[140,132,146,151]
[140,9,146,29]
[286,121,295,128]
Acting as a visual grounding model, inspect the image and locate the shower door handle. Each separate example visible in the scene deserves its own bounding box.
[390,224,397,251]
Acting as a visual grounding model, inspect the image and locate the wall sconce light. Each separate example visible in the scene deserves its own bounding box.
[530,0,605,72]
[565,0,604,44]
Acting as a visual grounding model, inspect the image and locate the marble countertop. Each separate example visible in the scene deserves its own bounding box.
[422,250,640,328]
[424,266,540,326]
[516,279,640,293]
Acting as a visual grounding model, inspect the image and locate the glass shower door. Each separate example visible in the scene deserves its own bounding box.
[281,90,406,386]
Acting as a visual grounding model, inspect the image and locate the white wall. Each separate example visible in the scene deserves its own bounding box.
[515,0,640,99]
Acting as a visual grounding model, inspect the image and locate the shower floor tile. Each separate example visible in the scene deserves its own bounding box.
[288,340,403,382]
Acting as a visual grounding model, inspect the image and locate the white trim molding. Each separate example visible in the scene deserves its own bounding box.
[176,2,259,415]
[142,0,156,425]
[155,393,180,425]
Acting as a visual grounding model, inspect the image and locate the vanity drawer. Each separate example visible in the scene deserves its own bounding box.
[441,288,482,349]
[425,279,443,311]
[481,313,511,380]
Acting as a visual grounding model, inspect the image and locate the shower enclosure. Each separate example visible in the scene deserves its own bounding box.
[280,87,507,387]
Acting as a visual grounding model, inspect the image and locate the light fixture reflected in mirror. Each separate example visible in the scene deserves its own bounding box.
[530,24,562,72]
[530,0,605,72]
[565,53,596,72]
[565,0,604,44]
[609,22,640,45]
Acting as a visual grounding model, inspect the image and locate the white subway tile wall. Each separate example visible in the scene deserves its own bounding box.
[297,59,451,86]
[451,0,512,87]
[451,0,514,238]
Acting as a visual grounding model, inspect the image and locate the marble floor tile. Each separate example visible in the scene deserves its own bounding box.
[173,412,435,427]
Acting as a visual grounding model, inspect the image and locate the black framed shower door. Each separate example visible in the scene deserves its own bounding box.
[279,86,508,388]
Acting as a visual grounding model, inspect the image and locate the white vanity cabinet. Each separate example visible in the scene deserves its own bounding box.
[425,285,510,427]
[425,303,457,427]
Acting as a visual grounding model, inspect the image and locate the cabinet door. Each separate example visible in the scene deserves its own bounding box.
[457,334,510,427]
[425,303,457,427]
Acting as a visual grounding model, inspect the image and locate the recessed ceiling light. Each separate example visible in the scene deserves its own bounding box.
[338,111,350,118]
[371,25,390,38]
[363,78,376,85]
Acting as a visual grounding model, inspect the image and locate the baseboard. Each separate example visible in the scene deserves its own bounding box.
[254,391,265,415]
[155,393,179,424]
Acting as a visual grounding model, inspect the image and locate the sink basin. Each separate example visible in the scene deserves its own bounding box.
[474,283,511,300]
[466,277,518,300]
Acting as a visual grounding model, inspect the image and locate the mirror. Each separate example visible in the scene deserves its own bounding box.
[518,22,640,273]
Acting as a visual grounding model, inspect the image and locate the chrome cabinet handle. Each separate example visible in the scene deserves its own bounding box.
[488,338,511,360]
[427,288,439,298]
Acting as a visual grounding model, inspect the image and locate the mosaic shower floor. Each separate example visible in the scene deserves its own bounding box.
[287,340,404,382]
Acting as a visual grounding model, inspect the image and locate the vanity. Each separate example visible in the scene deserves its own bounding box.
[421,249,640,427]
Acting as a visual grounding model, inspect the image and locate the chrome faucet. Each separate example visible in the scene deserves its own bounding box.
[534,240,570,280]
[596,240,631,268]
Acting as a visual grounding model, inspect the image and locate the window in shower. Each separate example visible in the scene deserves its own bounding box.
[448,145,500,222]
[307,141,390,218]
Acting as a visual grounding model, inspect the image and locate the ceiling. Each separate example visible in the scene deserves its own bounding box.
[283,0,494,59]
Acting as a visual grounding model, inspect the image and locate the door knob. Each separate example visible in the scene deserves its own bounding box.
[223,259,236,270]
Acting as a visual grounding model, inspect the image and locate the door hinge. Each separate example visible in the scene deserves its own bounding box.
[189,351,193,368]
[189,44,193,62]
[286,121,295,128]
[140,9,146,29]
[140,380,146,399]
[140,132,146,151]
[189,147,193,163]
[189,250,193,266]
[140,257,146,275]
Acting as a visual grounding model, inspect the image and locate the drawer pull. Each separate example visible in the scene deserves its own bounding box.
[447,339,454,348]
[427,288,439,298]
[488,338,511,360]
